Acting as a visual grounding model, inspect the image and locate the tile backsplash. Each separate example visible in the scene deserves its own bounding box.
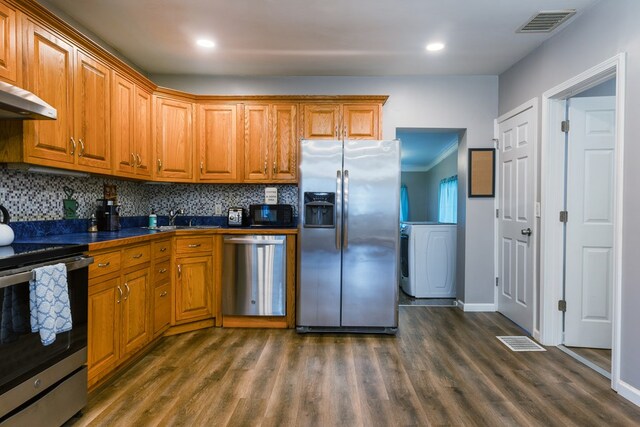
[0,167,298,222]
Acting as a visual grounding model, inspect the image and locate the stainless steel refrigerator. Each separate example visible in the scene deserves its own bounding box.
[297,139,400,333]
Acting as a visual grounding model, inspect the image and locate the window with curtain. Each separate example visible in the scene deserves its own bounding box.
[438,175,457,223]
[400,184,409,222]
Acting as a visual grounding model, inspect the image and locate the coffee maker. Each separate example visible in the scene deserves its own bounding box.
[96,199,121,231]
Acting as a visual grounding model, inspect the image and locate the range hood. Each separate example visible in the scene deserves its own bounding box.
[0,81,57,120]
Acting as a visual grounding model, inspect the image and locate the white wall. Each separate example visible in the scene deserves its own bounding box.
[499,0,640,394]
[153,74,499,304]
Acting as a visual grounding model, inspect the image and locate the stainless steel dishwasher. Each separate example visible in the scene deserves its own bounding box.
[222,235,286,316]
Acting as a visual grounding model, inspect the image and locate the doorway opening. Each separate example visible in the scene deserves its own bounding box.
[396,128,464,307]
[540,54,625,391]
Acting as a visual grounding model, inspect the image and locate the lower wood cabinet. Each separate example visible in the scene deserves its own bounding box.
[174,254,214,323]
[153,282,171,334]
[121,267,151,355]
[88,277,120,381]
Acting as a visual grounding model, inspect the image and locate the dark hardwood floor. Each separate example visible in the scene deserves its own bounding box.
[565,346,612,373]
[70,308,640,426]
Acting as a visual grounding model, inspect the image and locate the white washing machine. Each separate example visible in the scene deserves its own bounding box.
[400,222,457,298]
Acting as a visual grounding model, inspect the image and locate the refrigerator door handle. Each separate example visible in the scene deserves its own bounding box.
[336,170,342,250]
[343,169,349,248]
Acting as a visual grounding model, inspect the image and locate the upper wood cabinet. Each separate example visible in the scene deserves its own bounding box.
[112,73,152,178]
[154,95,194,182]
[302,103,382,140]
[197,103,241,182]
[22,18,111,172]
[244,103,297,183]
[0,0,18,83]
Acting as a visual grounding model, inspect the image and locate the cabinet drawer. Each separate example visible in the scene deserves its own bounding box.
[89,250,121,279]
[153,283,171,335]
[152,239,171,259]
[175,237,213,254]
[153,260,171,286]
[122,244,151,268]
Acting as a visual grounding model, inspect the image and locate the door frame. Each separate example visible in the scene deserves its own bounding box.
[493,98,539,336]
[539,53,626,392]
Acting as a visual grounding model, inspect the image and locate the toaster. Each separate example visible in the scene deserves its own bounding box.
[227,207,246,226]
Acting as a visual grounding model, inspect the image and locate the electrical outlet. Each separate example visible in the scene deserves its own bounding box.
[214,203,222,215]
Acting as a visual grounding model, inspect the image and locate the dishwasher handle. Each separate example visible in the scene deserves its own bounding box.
[224,237,284,245]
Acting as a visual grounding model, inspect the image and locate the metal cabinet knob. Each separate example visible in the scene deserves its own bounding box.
[521,228,532,236]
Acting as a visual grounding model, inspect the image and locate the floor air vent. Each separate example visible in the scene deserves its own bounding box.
[497,336,546,352]
[517,10,576,33]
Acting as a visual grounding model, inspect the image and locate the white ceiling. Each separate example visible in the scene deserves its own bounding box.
[398,129,460,172]
[39,0,599,76]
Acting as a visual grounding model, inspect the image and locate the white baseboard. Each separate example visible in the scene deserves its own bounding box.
[618,380,640,407]
[456,301,496,312]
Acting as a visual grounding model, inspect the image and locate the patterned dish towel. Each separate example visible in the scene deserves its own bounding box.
[29,263,73,346]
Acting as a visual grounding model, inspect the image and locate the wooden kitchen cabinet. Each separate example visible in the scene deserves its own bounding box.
[302,102,382,140]
[153,283,171,334]
[175,254,214,323]
[152,239,172,337]
[112,74,152,178]
[154,94,194,181]
[0,0,18,83]
[88,277,120,382]
[244,103,297,182]
[197,103,242,182]
[22,18,111,172]
[120,266,151,356]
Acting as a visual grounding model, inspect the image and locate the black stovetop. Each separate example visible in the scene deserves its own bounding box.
[0,243,89,271]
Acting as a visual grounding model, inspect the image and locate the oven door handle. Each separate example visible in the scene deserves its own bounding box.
[0,256,94,289]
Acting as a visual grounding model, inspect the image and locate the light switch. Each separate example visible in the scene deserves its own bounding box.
[535,202,541,218]
[214,203,222,215]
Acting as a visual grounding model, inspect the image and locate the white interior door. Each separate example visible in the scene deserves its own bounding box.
[564,96,615,349]
[498,107,535,334]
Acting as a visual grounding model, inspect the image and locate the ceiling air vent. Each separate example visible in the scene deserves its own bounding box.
[517,10,576,33]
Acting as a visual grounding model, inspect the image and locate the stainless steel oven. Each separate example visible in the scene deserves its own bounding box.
[0,244,92,426]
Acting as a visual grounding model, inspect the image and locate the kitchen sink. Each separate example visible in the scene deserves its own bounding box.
[145,225,221,231]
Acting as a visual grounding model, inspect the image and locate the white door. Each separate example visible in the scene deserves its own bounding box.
[564,96,615,349]
[497,107,535,333]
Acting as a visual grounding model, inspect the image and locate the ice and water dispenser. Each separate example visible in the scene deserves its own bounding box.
[304,192,335,228]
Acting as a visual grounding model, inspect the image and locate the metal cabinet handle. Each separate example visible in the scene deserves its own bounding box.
[70,137,76,155]
[160,291,168,297]
[131,152,136,167]
[116,286,123,304]
[177,264,181,278]
[124,283,130,300]
[335,125,338,138]
[187,244,201,248]
[157,158,162,172]
[132,253,143,259]
[134,153,141,167]
[200,161,204,174]
[160,247,167,252]
[78,139,85,157]
[336,170,342,250]
[272,161,276,175]
[343,126,347,138]
[263,160,267,175]
[159,268,167,273]
[343,169,349,249]
[521,228,532,236]
[98,262,110,268]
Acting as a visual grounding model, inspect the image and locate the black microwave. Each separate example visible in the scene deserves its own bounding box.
[249,204,294,227]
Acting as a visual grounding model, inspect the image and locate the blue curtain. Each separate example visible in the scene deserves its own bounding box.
[438,176,457,223]
[400,185,409,222]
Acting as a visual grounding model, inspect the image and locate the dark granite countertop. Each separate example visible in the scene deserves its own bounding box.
[15,227,172,245]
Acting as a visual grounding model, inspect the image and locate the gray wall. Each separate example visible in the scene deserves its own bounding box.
[499,0,640,391]
[425,151,458,221]
[401,172,428,221]
[152,74,499,304]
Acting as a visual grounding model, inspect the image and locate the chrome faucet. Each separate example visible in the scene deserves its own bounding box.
[168,208,185,226]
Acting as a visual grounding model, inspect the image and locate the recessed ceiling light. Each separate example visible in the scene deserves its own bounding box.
[196,39,216,48]
[426,42,445,52]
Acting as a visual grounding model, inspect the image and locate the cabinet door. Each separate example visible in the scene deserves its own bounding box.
[134,86,152,177]
[153,282,171,336]
[198,103,239,181]
[271,103,297,181]
[243,104,269,181]
[175,255,213,322]
[0,1,17,83]
[112,73,135,176]
[342,104,380,140]
[88,278,120,380]
[155,97,193,181]
[75,50,111,171]
[302,104,340,140]
[121,267,150,356]
[23,20,74,166]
